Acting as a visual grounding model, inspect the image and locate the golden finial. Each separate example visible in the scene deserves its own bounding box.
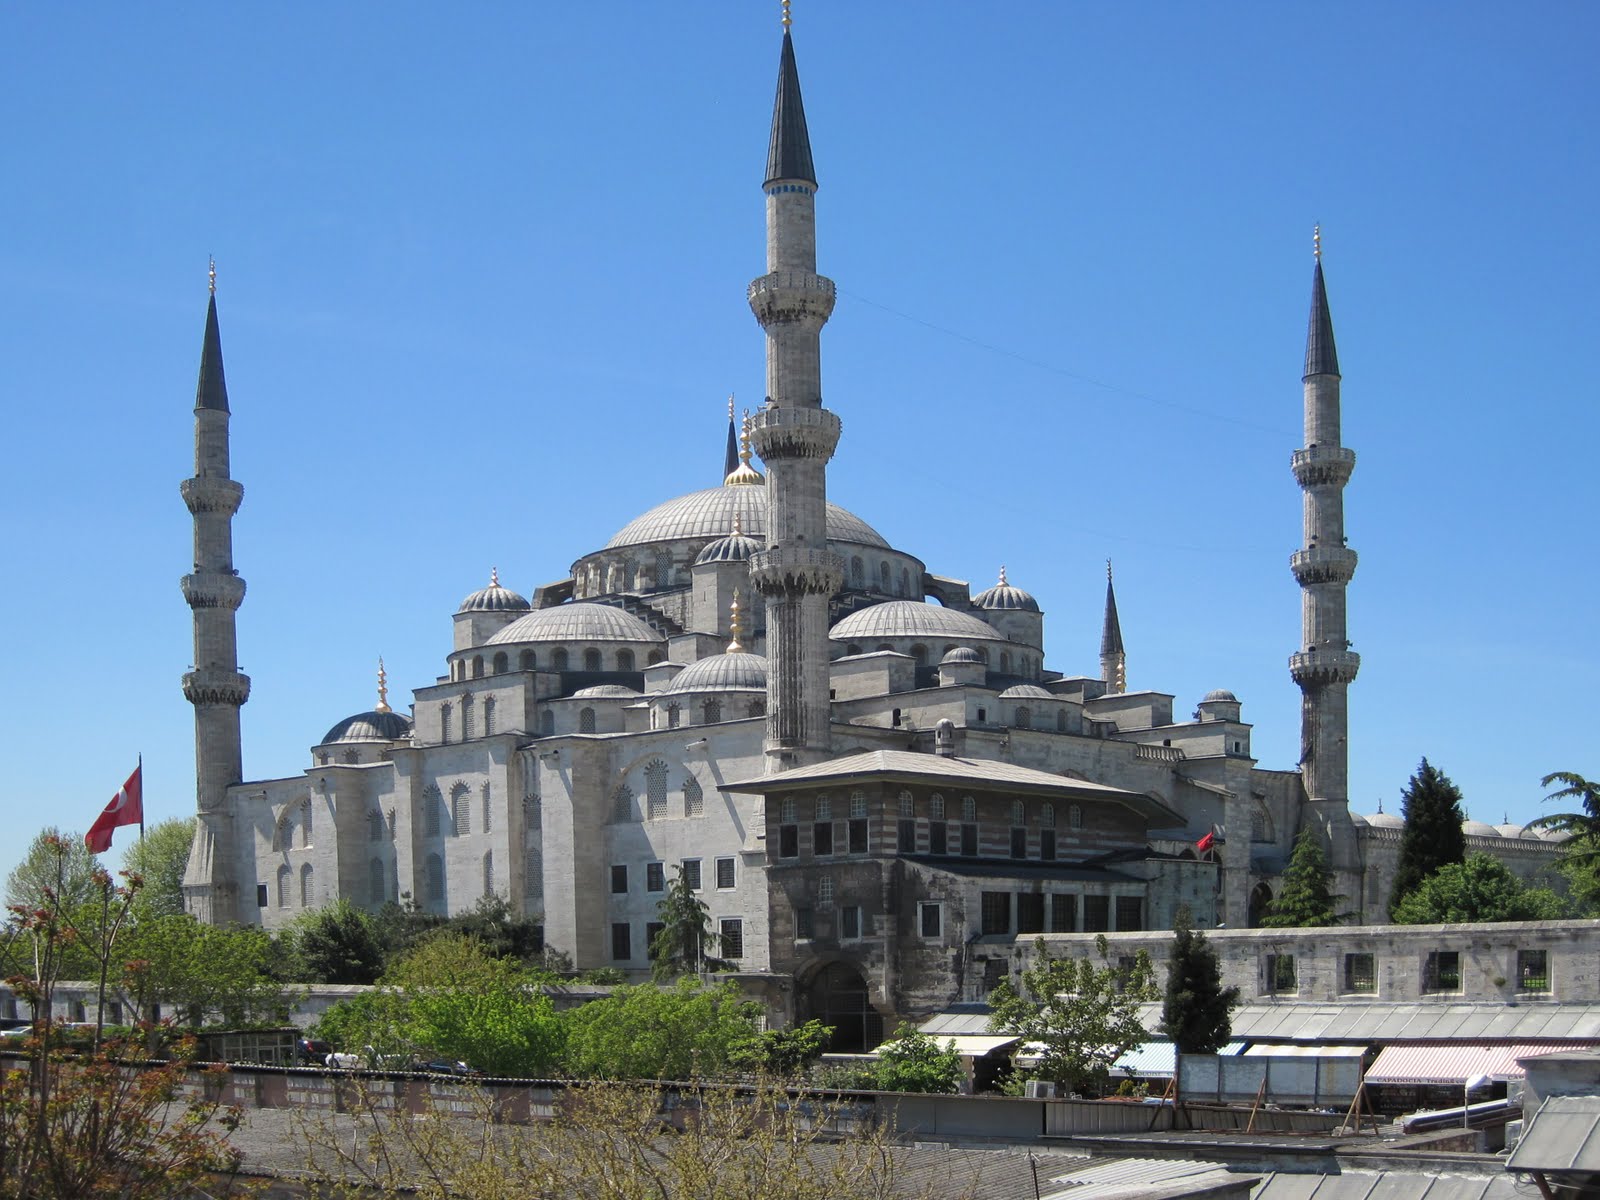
[998,565,1008,587]
[732,511,743,537]
[724,408,765,485]
[1313,224,1322,260]
[490,566,500,587]
[208,256,216,296]
[375,657,391,713]
[728,589,745,653]
[1107,558,1113,582]
[781,0,791,31]
[728,393,736,422]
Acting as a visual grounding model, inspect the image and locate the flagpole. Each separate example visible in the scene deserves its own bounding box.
[138,753,145,843]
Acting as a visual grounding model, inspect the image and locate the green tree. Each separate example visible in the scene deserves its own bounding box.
[291,898,385,984]
[988,936,1157,1096]
[649,865,722,980]
[6,827,100,915]
[869,1028,963,1094]
[1529,772,1600,873]
[1160,910,1238,1054]
[743,1019,831,1077]
[118,817,193,919]
[1389,758,1467,918]
[561,978,764,1081]
[446,894,547,964]
[1390,852,1568,924]
[119,913,291,1027]
[1261,827,1343,927]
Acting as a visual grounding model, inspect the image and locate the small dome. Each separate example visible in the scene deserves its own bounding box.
[695,532,762,565]
[972,566,1040,613]
[1462,819,1500,838]
[664,652,768,693]
[320,709,413,745]
[1494,821,1525,839]
[831,601,999,643]
[941,646,983,665]
[458,569,531,613]
[572,684,642,698]
[1202,689,1239,704]
[998,684,1054,700]
[1538,826,1573,842]
[487,602,664,645]
[1365,811,1403,829]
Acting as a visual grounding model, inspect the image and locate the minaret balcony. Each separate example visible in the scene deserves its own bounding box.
[180,476,244,515]
[1290,546,1358,586]
[748,271,836,330]
[1291,446,1356,488]
[182,669,252,707]
[748,547,845,597]
[749,404,842,461]
[1289,648,1360,687]
[181,571,247,611]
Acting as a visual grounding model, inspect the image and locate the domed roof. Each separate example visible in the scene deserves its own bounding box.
[572,684,642,698]
[486,602,664,645]
[1495,821,1526,839]
[1462,819,1500,838]
[1538,825,1573,842]
[695,532,762,565]
[604,485,889,551]
[972,566,1040,613]
[999,684,1054,700]
[831,601,999,643]
[1202,689,1239,703]
[1365,811,1403,829]
[458,569,531,613]
[664,652,768,693]
[941,646,983,665]
[320,709,413,745]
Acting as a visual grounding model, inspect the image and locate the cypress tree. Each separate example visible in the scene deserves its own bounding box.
[1160,908,1238,1055]
[1261,827,1342,927]
[1389,758,1467,918]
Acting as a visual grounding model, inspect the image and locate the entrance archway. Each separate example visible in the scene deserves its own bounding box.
[1248,882,1273,927]
[801,962,881,1052]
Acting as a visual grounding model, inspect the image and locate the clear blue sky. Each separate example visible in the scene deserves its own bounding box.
[3,3,1595,891]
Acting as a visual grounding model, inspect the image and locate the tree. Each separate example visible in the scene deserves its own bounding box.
[119,913,291,1027]
[1390,852,1568,924]
[561,978,764,1081]
[291,898,385,984]
[1261,827,1343,927]
[869,1028,963,1094]
[988,936,1157,1096]
[1529,771,1600,862]
[1389,758,1467,918]
[649,865,721,980]
[119,817,193,919]
[448,893,547,965]
[1160,910,1239,1054]
[6,827,100,915]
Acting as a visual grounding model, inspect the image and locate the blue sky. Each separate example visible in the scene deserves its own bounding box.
[3,3,1595,891]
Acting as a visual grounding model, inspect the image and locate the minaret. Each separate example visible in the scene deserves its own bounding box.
[1100,559,1126,694]
[180,262,251,925]
[1288,230,1360,873]
[746,13,842,769]
[723,395,740,481]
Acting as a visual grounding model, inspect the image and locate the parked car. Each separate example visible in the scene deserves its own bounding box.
[415,1058,481,1077]
[298,1037,333,1064]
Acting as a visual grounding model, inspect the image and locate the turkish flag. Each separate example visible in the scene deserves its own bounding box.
[1196,831,1216,852]
[86,765,143,854]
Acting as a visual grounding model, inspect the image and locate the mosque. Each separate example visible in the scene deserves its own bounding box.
[177,22,1564,1044]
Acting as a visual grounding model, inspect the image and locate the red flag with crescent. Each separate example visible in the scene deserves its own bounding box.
[86,764,143,853]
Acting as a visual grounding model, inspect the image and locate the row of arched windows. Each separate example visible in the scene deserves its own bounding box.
[421,784,493,837]
[439,694,497,744]
[272,799,313,852]
[451,646,666,683]
[612,760,704,822]
[276,862,314,908]
[418,851,496,913]
[848,556,915,599]
[649,698,765,730]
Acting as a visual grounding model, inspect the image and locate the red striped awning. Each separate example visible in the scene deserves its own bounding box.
[1365,1041,1600,1085]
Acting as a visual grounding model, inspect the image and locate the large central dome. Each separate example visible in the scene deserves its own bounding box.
[604,485,889,551]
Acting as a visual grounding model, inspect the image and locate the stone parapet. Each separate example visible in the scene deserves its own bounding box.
[1289,649,1360,686]
[747,547,843,596]
[182,669,252,707]
[747,270,836,329]
[1290,546,1359,586]
[180,476,244,515]
[1291,445,1356,488]
[748,404,841,461]
[181,571,247,610]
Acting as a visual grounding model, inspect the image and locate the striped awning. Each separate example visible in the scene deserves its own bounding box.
[1366,1041,1600,1085]
[1244,1042,1368,1059]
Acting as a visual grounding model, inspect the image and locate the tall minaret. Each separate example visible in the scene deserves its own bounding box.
[1100,559,1126,694]
[180,263,251,925]
[1288,230,1360,873]
[746,13,842,769]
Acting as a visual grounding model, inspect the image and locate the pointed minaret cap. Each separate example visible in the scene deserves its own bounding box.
[1101,559,1125,657]
[724,410,766,485]
[765,24,816,187]
[196,260,230,413]
[375,657,392,714]
[1303,227,1340,380]
[723,394,740,481]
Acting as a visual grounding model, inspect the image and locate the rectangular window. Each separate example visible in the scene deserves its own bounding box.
[646,862,665,893]
[814,821,834,856]
[779,824,798,858]
[1016,892,1045,934]
[611,922,631,961]
[1423,950,1461,993]
[960,824,979,856]
[1266,953,1296,994]
[256,883,268,908]
[897,818,916,853]
[645,922,664,959]
[682,858,702,890]
[848,818,868,854]
[720,918,744,960]
[795,907,814,939]
[840,905,863,940]
[1039,829,1056,862]
[715,857,736,889]
[929,821,947,855]
[531,924,545,955]
[981,891,1011,936]
[1114,896,1143,932]
[1344,952,1376,994]
[1051,893,1077,932]
[610,865,628,894]
[1010,827,1027,859]
[919,902,942,938]
[1083,895,1110,932]
[1518,949,1550,992]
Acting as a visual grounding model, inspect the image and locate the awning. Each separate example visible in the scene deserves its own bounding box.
[1244,1043,1367,1059]
[871,1033,1019,1060]
[1366,1041,1600,1085]
[1109,1040,1247,1077]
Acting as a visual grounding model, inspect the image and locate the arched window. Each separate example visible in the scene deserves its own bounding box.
[300,800,312,847]
[929,793,945,820]
[901,567,911,597]
[472,656,484,679]
[875,643,892,653]
[704,699,722,724]
[851,557,865,588]
[492,652,509,674]
[780,798,797,823]
[482,852,494,898]
[1069,804,1083,829]
[583,648,602,672]
[276,865,291,908]
[552,648,569,671]
[616,649,635,671]
[910,644,928,666]
[1000,651,1012,674]
[579,707,596,734]
[667,703,681,729]
[1057,709,1068,732]
[612,784,634,823]
[846,643,862,656]
[452,785,472,835]
[368,810,384,841]
[962,796,977,821]
[684,775,704,818]
[300,862,314,908]
[461,693,475,740]
[645,759,668,820]
[440,702,453,744]
[520,649,536,671]
[647,649,665,665]
[482,783,492,833]
[369,858,385,905]
[425,854,444,906]
[899,790,914,818]
[342,749,359,764]
[525,848,541,898]
[483,695,496,736]
[1012,800,1026,825]
[654,549,673,589]
[1041,803,1056,827]
[539,710,555,736]
[1014,706,1031,729]
[747,698,765,718]
[424,786,443,837]
[878,561,891,591]
[850,791,868,818]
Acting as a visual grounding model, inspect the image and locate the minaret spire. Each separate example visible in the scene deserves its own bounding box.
[723,394,739,481]
[1100,559,1126,694]
[180,265,251,925]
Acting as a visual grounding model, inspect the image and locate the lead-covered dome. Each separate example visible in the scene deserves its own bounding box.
[320,710,413,745]
[695,531,762,565]
[573,684,642,698]
[1202,689,1239,703]
[486,603,664,645]
[458,569,531,613]
[665,652,768,693]
[941,646,983,664]
[998,684,1053,700]
[1462,819,1500,838]
[972,567,1040,612]
[1364,811,1403,829]
[831,601,998,643]
[605,485,889,550]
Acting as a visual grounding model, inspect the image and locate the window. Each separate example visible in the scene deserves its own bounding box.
[1069,804,1083,829]
[899,791,914,818]
[848,791,868,853]
[960,823,978,856]
[898,817,916,853]
[579,707,596,734]
[962,796,977,821]
[1040,803,1055,828]
[482,785,492,832]
[1266,954,1297,994]
[1344,952,1376,994]
[1014,706,1030,729]
[300,863,314,907]
[684,775,704,817]
[276,865,291,908]
[369,858,385,904]
[929,820,947,855]
[929,794,945,820]
[369,809,384,841]
[462,693,476,739]
[646,862,666,893]
[817,878,834,907]
[1017,893,1045,934]
[553,648,569,671]
[617,649,635,671]
[611,923,632,960]
[720,918,744,960]
[612,784,634,822]
[780,823,799,858]
[704,699,722,724]
[1039,829,1056,861]
[814,796,834,855]
[484,696,496,735]
[1518,949,1550,992]
[667,703,681,729]
[715,857,736,889]
[441,702,453,744]
[452,786,471,835]
[1010,826,1027,859]
[471,656,484,680]
[610,865,628,894]
[840,906,863,940]
[540,710,555,735]
[520,650,536,671]
[645,921,664,959]
[584,648,602,672]
[682,859,702,890]
[919,902,942,938]
[301,799,313,847]
[257,883,268,908]
[1051,893,1077,932]
[1083,895,1110,932]
[980,892,1010,936]
[878,561,891,591]
[482,852,494,897]
[646,759,669,821]
[425,854,444,905]
[1114,896,1143,931]
[1423,950,1461,993]
[747,698,765,718]
[795,907,814,939]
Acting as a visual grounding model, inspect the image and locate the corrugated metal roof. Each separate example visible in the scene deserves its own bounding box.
[1039,1156,1237,1199]
[1136,1001,1600,1044]
[1506,1094,1600,1173]
[1112,1040,1248,1076]
[1365,1041,1597,1084]
[870,1034,1018,1059]
[1252,1169,1518,1199]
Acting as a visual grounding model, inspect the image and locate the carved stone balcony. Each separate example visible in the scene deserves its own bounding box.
[1290,546,1358,586]
[749,404,842,462]
[182,669,252,707]
[180,476,244,515]
[748,547,844,596]
[1291,446,1356,488]
[747,271,836,330]
[1288,648,1361,687]
[181,571,247,611]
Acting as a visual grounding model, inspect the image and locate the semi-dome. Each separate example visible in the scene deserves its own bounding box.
[695,531,762,565]
[1462,819,1501,838]
[605,485,889,551]
[1202,689,1239,703]
[486,602,664,645]
[1364,811,1403,829]
[831,601,999,643]
[972,566,1040,613]
[458,569,531,613]
[998,684,1054,700]
[572,684,642,698]
[664,652,768,693]
[320,709,413,745]
[941,646,983,664]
